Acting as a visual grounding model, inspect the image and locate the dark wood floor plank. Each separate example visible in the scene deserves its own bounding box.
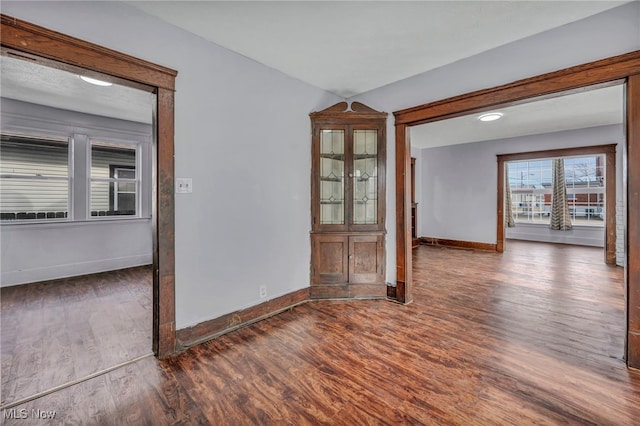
[1,266,152,406]
[2,241,639,425]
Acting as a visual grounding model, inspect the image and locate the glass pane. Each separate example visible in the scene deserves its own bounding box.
[91,141,136,178]
[90,181,136,216]
[0,178,68,220]
[0,135,70,221]
[116,168,136,179]
[353,130,377,224]
[568,191,605,225]
[0,135,69,177]
[90,142,137,217]
[508,155,604,227]
[117,181,136,193]
[319,130,344,225]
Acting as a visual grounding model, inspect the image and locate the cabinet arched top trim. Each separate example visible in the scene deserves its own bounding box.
[310,102,387,121]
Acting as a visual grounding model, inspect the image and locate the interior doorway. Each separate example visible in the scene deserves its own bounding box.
[497,143,618,264]
[0,50,157,408]
[0,16,178,359]
[392,51,640,367]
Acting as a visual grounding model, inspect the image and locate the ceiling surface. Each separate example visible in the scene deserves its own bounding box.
[410,84,625,149]
[127,1,627,98]
[0,1,629,144]
[0,55,154,124]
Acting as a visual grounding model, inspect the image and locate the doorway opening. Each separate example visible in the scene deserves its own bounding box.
[499,144,618,264]
[0,16,177,360]
[0,51,157,407]
[392,51,640,367]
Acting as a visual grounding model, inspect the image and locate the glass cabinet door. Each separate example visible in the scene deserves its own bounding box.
[352,129,378,225]
[319,129,345,225]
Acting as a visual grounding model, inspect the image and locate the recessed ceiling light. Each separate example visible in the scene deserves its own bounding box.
[478,112,503,122]
[79,75,112,87]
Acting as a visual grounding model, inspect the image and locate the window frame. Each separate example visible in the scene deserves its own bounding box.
[497,143,617,264]
[88,138,142,220]
[508,154,606,227]
[0,99,152,226]
[0,133,73,223]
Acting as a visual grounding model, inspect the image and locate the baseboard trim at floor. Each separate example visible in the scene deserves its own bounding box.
[176,288,310,350]
[419,237,497,252]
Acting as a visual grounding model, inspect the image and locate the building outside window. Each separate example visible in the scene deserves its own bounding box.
[0,133,143,222]
[508,155,604,226]
[90,141,138,217]
[0,134,70,220]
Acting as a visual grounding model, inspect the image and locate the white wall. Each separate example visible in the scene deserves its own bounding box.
[2,1,637,325]
[0,1,341,328]
[348,2,640,281]
[1,99,154,286]
[412,125,622,249]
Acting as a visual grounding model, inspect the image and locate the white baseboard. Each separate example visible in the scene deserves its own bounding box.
[0,254,152,287]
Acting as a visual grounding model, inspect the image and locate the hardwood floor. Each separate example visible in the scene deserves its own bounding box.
[1,266,152,408]
[2,241,639,425]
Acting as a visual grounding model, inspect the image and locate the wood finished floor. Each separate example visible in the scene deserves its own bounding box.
[1,266,152,407]
[2,241,640,425]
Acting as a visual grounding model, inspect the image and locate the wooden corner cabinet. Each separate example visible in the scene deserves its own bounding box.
[310,102,387,299]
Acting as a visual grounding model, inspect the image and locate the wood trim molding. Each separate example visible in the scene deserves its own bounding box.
[497,144,616,162]
[393,50,639,367]
[497,159,506,253]
[627,74,640,368]
[394,51,640,125]
[497,144,617,265]
[1,15,178,358]
[394,123,412,304]
[0,15,176,90]
[419,237,497,252]
[176,288,310,350]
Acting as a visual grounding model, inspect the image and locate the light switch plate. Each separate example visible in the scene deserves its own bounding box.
[176,178,193,193]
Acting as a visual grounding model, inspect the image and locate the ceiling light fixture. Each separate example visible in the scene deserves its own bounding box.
[79,75,113,87]
[478,112,503,122]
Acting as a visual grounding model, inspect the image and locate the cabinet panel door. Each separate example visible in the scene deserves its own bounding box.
[349,234,384,284]
[312,234,349,284]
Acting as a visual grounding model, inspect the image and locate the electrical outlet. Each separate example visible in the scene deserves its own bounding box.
[176,178,193,194]
[259,285,267,299]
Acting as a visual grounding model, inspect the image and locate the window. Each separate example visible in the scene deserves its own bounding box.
[0,134,70,221]
[508,154,605,226]
[90,141,138,217]
[1,132,147,223]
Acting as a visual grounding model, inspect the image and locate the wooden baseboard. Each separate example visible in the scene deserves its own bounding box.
[176,288,310,350]
[309,283,387,300]
[386,284,396,299]
[419,237,497,252]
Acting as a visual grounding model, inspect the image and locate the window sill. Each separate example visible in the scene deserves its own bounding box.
[1,216,152,230]
[512,221,604,229]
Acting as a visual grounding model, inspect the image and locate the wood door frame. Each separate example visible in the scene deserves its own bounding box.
[393,50,640,367]
[497,144,617,263]
[1,15,178,358]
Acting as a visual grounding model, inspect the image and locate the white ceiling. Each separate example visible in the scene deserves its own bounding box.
[128,0,627,98]
[0,55,154,124]
[410,84,625,149]
[0,1,629,142]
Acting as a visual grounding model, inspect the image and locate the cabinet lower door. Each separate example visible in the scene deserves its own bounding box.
[312,234,349,284]
[348,235,384,284]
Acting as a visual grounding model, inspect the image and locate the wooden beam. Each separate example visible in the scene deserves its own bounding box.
[394,51,640,125]
[627,74,640,369]
[0,15,176,90]
[395,123,412,303]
